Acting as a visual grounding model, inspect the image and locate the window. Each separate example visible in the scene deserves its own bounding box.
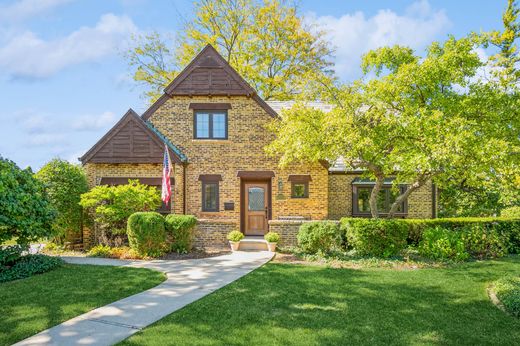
[352,183,407,216]
[194,111,227,139]
[199,175,222,212]
[288,175,311,198]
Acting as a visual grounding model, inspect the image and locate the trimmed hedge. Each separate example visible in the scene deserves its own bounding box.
[501,206,520,218]
[0,255,63,283]
[127,212,166,257]
[297,221,341,254]
[341,218,408,258]
[418,227,469,261]
[164,215,197,253]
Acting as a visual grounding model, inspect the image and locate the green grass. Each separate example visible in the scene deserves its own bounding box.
[122,256,520,346]
[0,264,166,345]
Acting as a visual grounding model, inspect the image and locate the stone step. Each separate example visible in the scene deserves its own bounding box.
[239,237,268,251]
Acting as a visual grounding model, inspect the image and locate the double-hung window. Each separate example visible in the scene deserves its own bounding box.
[199,175,222,212]
[194,111,227,139]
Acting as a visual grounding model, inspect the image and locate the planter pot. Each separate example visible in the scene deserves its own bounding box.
[229,241,240,251]
[267,242,277,252]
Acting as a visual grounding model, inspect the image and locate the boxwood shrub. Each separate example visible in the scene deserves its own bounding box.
[297,221,341,254]
[164,215,197,253]
[127,212,166,257]
[341,218,408,258]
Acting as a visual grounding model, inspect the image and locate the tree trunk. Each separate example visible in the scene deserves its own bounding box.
[369,174,385,218]
[387,179,427,218]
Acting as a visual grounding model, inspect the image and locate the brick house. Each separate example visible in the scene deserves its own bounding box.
[80,44,436,249]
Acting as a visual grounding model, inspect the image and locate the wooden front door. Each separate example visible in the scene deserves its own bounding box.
[244,182,269,235]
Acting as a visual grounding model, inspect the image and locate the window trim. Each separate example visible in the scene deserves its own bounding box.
[352,184,408,217]
[193,110,228,140]
[201,181,219,212]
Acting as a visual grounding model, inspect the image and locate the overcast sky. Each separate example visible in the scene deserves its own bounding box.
[0,0,507,169]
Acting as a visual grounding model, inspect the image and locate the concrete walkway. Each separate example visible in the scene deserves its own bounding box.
[15,251,273,346]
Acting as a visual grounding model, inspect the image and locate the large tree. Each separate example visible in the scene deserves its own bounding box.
[267,34,519,218]
[126,0,334,102]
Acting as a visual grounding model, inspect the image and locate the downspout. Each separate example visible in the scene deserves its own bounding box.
[183,162,187,214]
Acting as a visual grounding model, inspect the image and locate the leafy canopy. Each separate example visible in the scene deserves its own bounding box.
[35,159,89,243]
[126,0,334,102]
[0,157,55,246]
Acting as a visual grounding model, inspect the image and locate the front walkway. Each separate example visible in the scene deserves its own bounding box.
[15,251,273,346]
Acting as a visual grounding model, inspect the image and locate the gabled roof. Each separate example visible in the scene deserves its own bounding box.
[80,109,186,164]
[142,44,277,120]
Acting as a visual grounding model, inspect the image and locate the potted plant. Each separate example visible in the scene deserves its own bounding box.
[264,232,280,252]
[227,230,244,251]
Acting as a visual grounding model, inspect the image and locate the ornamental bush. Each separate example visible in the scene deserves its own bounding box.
[0,157,55,246]
[164,215,197,253]
[418,226,469,261]
[87,244,113,258]
[297,221,341,254]
[0,255,63,283]
[80,180,162,246]
[264,231,280,243]
[501,206,520,218]
[341,218,408,257]
[461,224,509,259]
[127,212,166,257]
[493,276,520,317]
[227,230,244,242]
[35,159,88,244]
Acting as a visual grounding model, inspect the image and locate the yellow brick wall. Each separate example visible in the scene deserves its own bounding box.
[149,95,329,224]
[328,174,434,219]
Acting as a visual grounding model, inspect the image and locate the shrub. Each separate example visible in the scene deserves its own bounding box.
[0,157,55,246]
[164,215,197,253]
[461,224,508,259]
[264,232,280,243]
[35,159,89,244]
[501,206,520,218]
[87,244,113,258]
[227,231,244,242]
[80,180,162,246]
[0,255,63,283]
[0,245,24,266]
[297,221,341,254]
[493,276,520,317]
[418,227,469,261]
[341,218,408,258]
[127,212,166,257]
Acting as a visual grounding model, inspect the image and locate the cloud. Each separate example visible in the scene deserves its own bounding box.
[71,111,117,131]
[0,13,138,78]
[0,0,72,22]
[27,133,66,146]
[308,0,451,80]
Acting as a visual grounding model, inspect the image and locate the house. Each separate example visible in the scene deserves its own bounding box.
[80,44,436,249]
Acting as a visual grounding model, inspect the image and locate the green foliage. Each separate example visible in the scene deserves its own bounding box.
[35,159,88,244]
[493,276,520,317]
[79,180,161,245]
[126,0,334,102]
[227,230,244,242]
[502,206,520,218]
[0,255,63,283]
[164,215,197,253]
[297,221,341,254]
[418,227,469,261]
[0,245,24,266]
[0,157,55,246]
[341,218,408,258]
[461,224,509,259]
[87,244,112,258]
[127,212,166,257]
[264,231,280,243]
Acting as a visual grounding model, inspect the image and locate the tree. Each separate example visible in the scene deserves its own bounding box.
[126,0,334,102]
[267,36,518,218]
[35,159,89,244]
[79,180,162,246]
[0,157,55,246]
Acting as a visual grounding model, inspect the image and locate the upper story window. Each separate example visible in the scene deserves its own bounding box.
[194,111,227,139]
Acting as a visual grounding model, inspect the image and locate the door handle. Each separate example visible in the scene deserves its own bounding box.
[265,207,268,218]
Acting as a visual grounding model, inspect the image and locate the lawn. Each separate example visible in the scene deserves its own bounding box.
[0,264,165,345]
[122,256,520,346]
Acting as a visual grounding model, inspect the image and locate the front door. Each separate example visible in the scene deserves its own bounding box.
[244,182,269,235]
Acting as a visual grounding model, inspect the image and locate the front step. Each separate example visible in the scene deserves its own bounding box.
[239,237,268,251]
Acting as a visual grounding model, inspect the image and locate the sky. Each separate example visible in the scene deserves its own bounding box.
[0,0,508,170]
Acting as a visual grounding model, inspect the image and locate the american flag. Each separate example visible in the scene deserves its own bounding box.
[161,144,172,204]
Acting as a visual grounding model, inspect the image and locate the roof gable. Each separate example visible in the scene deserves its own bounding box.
[80,109,184,164]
